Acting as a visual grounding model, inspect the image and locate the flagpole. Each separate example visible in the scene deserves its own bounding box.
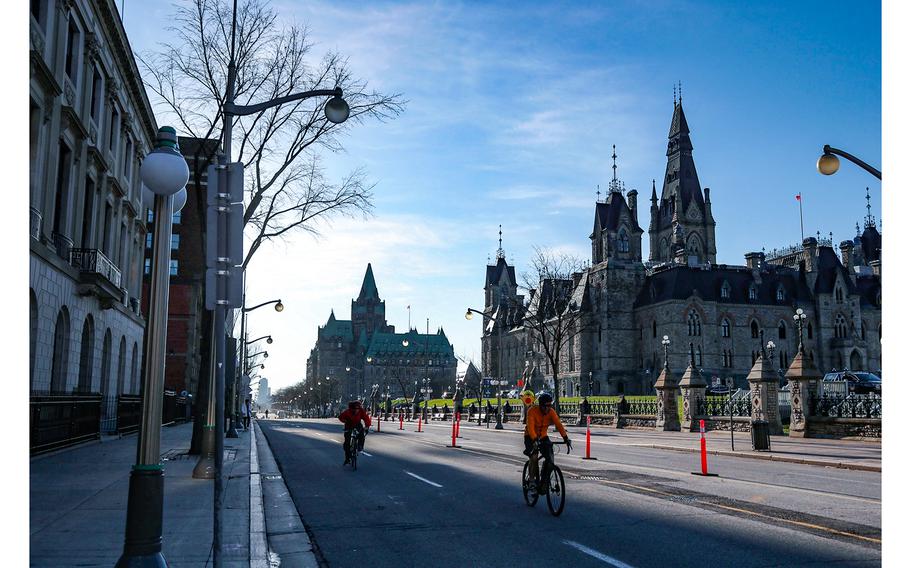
[797,192,805,241]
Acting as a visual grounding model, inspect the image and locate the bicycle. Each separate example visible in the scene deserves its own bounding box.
[522,439,569,516]
[346,428,363,470]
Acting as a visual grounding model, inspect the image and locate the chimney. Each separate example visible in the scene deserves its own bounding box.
[744,251,765,270]
[802,237,818,271]
[627,189,638,222]
[839,240,854,273]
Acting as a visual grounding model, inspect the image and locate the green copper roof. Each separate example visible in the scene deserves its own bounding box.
[366,330,455,359]
[357,263,379,301]
[319,312,353,342]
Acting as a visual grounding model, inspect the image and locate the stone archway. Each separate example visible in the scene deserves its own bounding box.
[849,349,863,371]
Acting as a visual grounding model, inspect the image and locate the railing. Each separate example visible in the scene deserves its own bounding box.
[52,232,73,261]
[117,395,142,435]
[101,394,118,433]
[30,394,103,455]
[809,393,882,419]
[69,248,122,288]
[697,396,752,417]
[162,390,189,426]
[625,399,659,415]
[30,208,42,241]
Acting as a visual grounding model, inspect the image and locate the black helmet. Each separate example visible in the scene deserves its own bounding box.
[537,392,553,406]
[348,400,362,410]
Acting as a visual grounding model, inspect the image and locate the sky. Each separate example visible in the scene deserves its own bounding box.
[121,0,882,392]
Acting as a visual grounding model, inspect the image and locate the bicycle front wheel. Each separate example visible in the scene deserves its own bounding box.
[545,465,565,516]
[522,462,538,507]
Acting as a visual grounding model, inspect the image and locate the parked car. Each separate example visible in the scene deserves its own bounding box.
[822,371,881,394]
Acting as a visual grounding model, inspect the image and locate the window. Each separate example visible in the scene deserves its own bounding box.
[90,67,103,122]
[834,314,848,339]
[170,234,180,250]
[77,316,94,393]
[101,329,112,392]
[617,230,630,253]
[835,287,844,303]
[108,106,120,152]
[146,233,153,248]
[144,258,151,275]
[80,177,95,248]
[652,321,657,338]
[750,321,759,339]
[861,321,867,341]
[721,319,730,338]
[147,209,154,223]
[748,285,757,301]
[720,281,731,299]
[776,286,785,302]
[687,310,701,336]
[64,16,80,80]
[807,322,814,340]
[123,137,133,180]
[778,322,787,340]
[172,210,182,224]
[51,307,71,393]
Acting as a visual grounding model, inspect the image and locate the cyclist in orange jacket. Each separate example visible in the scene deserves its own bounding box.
[524,392,571,489]
[339,400,372,465]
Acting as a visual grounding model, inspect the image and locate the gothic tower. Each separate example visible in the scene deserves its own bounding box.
[590,145,644,265]
[351,263,389,343]
[648,97,717,264]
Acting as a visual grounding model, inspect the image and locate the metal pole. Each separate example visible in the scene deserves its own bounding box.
[116,193,173,567]
[495,322,503,429]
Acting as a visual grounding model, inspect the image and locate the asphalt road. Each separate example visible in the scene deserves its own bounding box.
[259,418,880,568]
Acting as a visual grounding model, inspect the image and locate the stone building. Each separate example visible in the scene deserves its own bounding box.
[29,0,155,430]
[306,264,457,400]
[481,100,882,396]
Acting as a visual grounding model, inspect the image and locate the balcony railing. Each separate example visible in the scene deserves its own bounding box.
[30,208,42,241]
[70,248,122,288]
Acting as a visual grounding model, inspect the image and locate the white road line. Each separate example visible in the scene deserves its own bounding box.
[404,471,443,488]
[563,540,637,568]
[313,432,341,443]
[361,451,373,457]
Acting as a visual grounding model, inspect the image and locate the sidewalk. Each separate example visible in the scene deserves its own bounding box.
[30,422,253,567]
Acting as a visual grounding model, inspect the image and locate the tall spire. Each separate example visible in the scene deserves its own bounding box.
[864,187,876,228]
[357,263,379,301]
[609,145,622,194]
[496,224,505,260]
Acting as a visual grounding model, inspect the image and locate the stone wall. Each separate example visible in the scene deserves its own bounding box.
[806,417,882,439]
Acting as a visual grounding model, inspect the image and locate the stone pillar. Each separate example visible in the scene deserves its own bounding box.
[747,352,783,435]
[784,350,822,438]
[679,363,706,432]
[654,364,680,431]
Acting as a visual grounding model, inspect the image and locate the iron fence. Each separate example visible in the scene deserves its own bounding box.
[810,393,882,418]
[162,390,189,426]
[30,394,102,455]
[117,395,142,435]
[626,399,659,415]
[697,396,753,417]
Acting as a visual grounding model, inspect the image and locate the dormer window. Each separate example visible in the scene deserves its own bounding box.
[720,281,731,299]
[617,229,630,253]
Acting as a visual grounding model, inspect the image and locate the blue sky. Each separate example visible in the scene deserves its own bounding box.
[122,0,882,391]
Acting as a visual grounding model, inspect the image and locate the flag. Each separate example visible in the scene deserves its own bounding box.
[796,194,801,201]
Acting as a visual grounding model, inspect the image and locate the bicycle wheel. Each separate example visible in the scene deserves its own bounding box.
[522,462,538,507]
[545,465,565,516]
[351,434,359,470]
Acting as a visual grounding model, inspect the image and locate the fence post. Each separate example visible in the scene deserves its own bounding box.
[678,363,706,432]
[654,365,681,432]
[747,352,783,435]
[784,349,822,438]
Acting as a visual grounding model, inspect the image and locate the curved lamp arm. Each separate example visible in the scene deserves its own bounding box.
[819,145,881,180]
[244,299,283,313]
[224,88,342,117]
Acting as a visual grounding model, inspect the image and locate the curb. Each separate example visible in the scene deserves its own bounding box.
[249,422,269,568]
[643,444,882,472]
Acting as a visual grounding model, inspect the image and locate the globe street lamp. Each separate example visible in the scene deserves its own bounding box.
[116,127,189,568]
[465,307,505,429]
[817,145,881,180]
[246,335,273,345]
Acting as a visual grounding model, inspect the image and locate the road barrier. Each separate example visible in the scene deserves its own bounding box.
[399,414,404,430]
[692,419,718,477]
[448,415,461,448]
[582,415,597,460]
[455,412,462,438]
[417,416,423,432]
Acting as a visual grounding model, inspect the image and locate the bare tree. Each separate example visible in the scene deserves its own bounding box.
[139,0,405,267]
[516,246,594,411]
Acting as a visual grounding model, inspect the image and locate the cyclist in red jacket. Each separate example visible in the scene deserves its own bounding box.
[338,400,372,464]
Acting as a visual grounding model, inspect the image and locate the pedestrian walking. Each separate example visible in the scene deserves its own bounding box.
[242,398,252,430]
[265,408,269,419]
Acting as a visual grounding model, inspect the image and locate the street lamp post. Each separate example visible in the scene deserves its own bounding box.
[465,307,504,429]
[817,145,881,180]
[231,298,283,437]
[116,127,189,567]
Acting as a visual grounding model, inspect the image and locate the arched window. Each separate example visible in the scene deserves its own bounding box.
[750,320,759,339]
[660,238,669,259]
[695,346,702,366]
[50,307,71,393]
[748,284,758,301]
[117,337,127,395]
[77,316,95,392]
[834,314,848,339]
[131,342,139,394]
[850,350,862,371]
[721,319,731,338]
[687,310,702,336]
[776,286,785,302]
[720,281,731,299]
[617,229,630,253]
[652,321,657,338]
[778,321,787,340]
[808,322,814,340]
[30,290,38,390]
[835,287,844,303]
[101,329,112,393]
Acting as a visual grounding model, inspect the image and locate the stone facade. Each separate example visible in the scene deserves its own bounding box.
[306,265,458,400]
[29,0,157,411]
[480,101,882,396]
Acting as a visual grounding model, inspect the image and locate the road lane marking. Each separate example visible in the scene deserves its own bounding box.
[563,540,637,568]
[361,451,373,457]
[313,432,340,443]
[404,471,443,488]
